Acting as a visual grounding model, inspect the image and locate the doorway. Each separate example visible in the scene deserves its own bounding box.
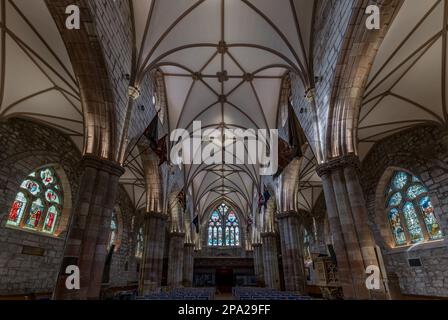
[216,268,233,293]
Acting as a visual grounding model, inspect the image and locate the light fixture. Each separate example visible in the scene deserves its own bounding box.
[304,87,316,103]
[128,86,141,100]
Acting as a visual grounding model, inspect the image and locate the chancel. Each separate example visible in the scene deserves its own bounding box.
[0,0,447,302]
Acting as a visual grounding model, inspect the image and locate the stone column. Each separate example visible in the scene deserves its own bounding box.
[318,170,356,298]
[344,163,382,270]
[53,156,124,300]
[252,243,265,286]
[277,211,306,293]
[317,154,384,300]
[139,212,167,295]
[261,232,280,290]
[167,232,185,288]
[182,243,195,287]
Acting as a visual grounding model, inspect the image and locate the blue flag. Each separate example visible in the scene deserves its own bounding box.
[263,186,271,209]
[192,215,199,234]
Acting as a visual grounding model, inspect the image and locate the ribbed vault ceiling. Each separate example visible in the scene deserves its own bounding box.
[360,0,448,159]
[0,0,83,150]
[131,0,316,217]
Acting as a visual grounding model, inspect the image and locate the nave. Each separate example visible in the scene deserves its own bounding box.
[0,0,447,302]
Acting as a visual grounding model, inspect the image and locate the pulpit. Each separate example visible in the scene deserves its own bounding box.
[314,257,343,299]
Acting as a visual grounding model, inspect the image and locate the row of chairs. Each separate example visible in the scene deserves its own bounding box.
[233,287,312,300]
[136,288,215,300]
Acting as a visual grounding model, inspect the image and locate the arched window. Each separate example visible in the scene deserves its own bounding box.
[385,171,443,246]
[109,207,118,250]
[7,166,63,235]
[208,203,240,247]
[303,229,312,263]
[135,227,144,258]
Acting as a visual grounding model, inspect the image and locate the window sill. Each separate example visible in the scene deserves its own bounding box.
[3,224,64,241]
[384,238,447,254]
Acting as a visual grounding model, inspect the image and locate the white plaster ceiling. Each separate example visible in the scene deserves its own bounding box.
[0,0,83,150]
[132,0,315,217]
[359,0,447,159]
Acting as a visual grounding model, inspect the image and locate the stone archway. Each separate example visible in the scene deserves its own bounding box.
[326,0,403,160]
[45,0,118,160]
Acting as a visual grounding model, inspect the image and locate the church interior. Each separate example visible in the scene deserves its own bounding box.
[0,0,448,302]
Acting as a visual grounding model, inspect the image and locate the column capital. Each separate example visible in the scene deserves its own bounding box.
[81,155,125,177]
[260,232,276,238]
[145,211,168,221]
[277,211,299,220]
[184,243,196,248]
[316,154,361,177]
[252,243,262,248]
[169,231,185,239]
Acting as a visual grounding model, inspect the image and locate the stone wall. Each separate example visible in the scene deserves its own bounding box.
[0,118,81,295]
[86,0,133,155]
[108,186,143,288]
[308,193,332,256]
[361,125,448,297]
[87,0,158,155]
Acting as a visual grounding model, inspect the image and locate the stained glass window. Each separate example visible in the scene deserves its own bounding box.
[407,185,426,199]
[45,189,60,204]
[402,202,424,243]
[43,206,59,234]
[303,229,312,263]
[419,197,443,240]
[218,226,223,246]
[109,207,118,250]
[392,171,408,190]
[7,166,63,235]
[8,192,28,227]
[21,180,40,195]
[208,203,240,247]
[235,227,240,246]
[388,193,402,207]
[388,208,406,246]
[135,227,144,258]
[385,170,444,246]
